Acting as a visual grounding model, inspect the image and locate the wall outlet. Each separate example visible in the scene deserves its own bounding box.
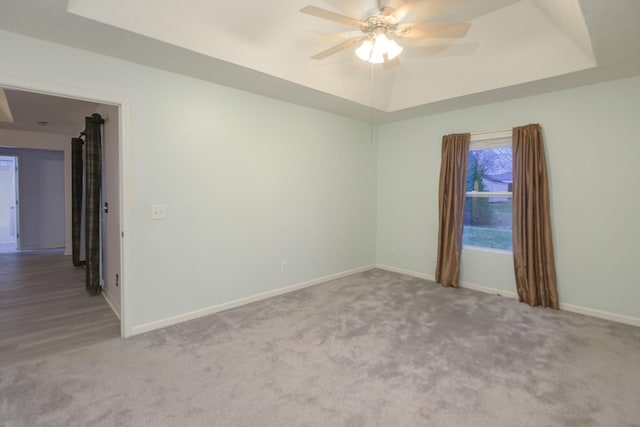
[151,204,166,219]
[281,260,288,273]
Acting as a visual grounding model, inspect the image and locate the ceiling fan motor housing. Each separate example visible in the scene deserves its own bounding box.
[359,9,400,39]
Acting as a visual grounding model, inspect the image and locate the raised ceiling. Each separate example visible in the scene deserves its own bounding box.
[67,0,598,111]
[1,0,639,122]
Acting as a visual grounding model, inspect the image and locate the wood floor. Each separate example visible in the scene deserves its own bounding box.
[0,248,120,367]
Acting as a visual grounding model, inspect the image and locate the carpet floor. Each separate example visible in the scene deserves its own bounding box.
[1,269,639,426]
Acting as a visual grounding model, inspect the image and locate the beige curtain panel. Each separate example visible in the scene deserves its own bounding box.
[435,133,470,287]
[512,124,559,308]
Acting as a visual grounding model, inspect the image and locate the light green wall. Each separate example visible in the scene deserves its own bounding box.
[0,30,377,330]
[377,75,640,319]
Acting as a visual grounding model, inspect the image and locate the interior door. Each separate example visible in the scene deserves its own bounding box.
[0,155,19,249]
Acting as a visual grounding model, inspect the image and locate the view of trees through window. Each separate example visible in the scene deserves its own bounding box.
[463,145,513,251]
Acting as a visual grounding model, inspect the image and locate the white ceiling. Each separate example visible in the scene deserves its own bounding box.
[0,0,639,123]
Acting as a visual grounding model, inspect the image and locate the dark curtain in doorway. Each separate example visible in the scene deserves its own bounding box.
[84,114,104,295]
[71,137,85,267]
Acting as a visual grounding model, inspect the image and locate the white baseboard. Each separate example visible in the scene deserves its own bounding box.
[21,244,65,250]
[102,290,121,320]
[376,264,640,328]
[459,281,518,299]
[559,303,640,327]
[376,264,434,281]
[376,264,518,297]
[131,264,376,336]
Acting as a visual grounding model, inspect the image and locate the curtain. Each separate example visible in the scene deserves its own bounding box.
[512,124,559,308]
[435,133,470,287]
[71,137,85,267]
[84,114,104,295]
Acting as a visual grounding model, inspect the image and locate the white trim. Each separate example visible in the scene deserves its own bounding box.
[470,131,511,142]
[462,245,513,256]
[459,281,518,299]
[466,191,512,198]
[375,264,640,327]
[559,303,640,328]
[102,290,121,320]
[376,264,517,298]
[130,264,377,336]
[118,99,131,337]
[470,130,511,139]
[376,264,434,281]
[20,244,66,250]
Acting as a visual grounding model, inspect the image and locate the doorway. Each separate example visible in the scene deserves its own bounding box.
[0,155,18,252]
[0,148,66,252]
[0,85,126,351]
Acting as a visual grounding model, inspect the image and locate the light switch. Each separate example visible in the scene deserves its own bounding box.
[151,204,166,220]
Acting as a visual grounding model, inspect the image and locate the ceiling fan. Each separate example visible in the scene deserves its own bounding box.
[300,0,471,64]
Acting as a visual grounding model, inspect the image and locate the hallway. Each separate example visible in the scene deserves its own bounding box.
[0,249,120,367]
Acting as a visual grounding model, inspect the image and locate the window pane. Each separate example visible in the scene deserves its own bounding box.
[463,197,512,251]
[466,146,513,192]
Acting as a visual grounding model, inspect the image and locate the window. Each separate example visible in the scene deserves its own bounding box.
[462,133,512,251]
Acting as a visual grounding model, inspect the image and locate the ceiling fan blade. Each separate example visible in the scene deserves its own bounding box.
[379,6,395,17]
[387,0,417,22]
[300,5,365,28]
[396,22,471,39]
[310,37,366,60]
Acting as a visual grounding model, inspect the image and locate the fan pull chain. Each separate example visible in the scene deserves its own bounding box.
[370,62,375,144]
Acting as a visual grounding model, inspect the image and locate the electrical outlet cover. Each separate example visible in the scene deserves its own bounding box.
[151,204,167,219]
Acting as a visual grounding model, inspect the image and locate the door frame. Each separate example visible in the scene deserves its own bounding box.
[0,79,132,337]
[14,155,20,250]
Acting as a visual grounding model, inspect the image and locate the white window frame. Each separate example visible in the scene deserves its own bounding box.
[463,131,513,252]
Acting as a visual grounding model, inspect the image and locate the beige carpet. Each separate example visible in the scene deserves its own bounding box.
[1,269,639,426]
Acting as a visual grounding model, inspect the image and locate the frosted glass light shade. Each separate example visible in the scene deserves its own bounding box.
[355,40,373,61]
[355,33,403,63]
[386,40,403,60]
[369,51,385,63]
[371,33,389,59]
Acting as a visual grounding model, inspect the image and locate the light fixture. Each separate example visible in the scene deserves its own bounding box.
[355,40,373,61]
[355,32,403,64]
[385,40,403,60]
